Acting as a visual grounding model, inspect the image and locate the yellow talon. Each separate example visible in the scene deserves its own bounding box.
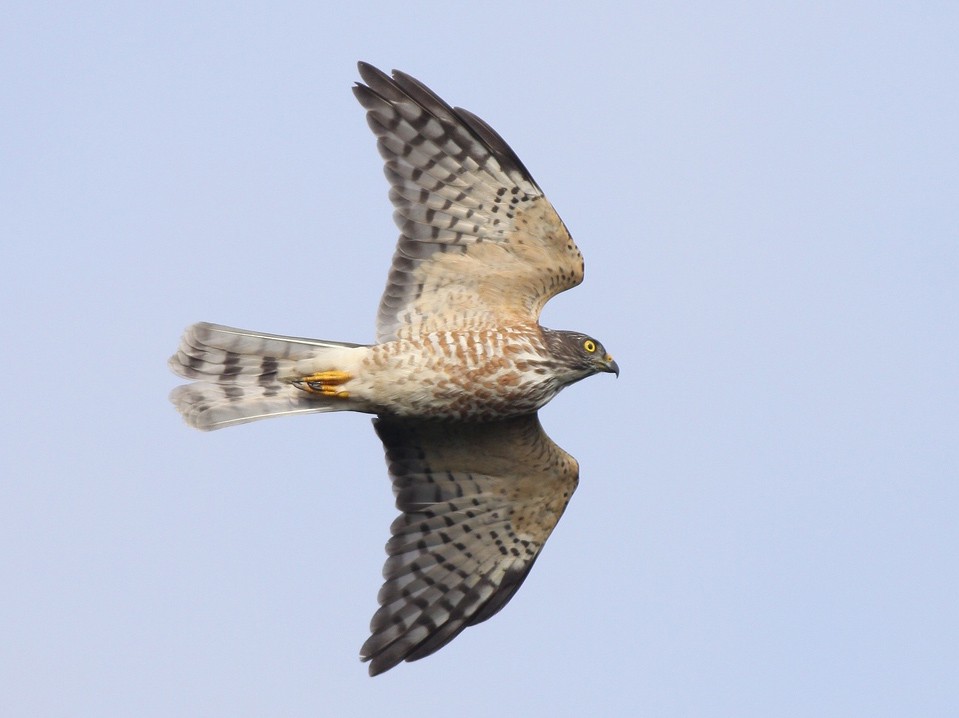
[293,370,352,398]
[299,370,351,385]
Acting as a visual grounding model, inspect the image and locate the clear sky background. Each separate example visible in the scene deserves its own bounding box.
[3,2,957,716]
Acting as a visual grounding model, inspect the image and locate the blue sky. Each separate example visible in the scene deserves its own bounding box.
[2,2,957,716]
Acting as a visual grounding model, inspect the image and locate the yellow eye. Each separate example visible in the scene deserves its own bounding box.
[583,339,596,353]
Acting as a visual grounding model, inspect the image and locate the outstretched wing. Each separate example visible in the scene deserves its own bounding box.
[362,414,579,675]
[353,63,585,343]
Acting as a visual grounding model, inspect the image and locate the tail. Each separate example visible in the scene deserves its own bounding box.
[168,322,367,431]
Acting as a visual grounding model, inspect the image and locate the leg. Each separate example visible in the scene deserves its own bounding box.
[292,370,352,398]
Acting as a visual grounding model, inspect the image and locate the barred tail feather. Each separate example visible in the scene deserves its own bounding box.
[169,382,341,431]
[168,322,366,431]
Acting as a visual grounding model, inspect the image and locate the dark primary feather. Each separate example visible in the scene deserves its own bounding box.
[355,62,537,189]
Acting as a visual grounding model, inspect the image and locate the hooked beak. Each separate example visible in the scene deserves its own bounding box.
[599,353,620,377]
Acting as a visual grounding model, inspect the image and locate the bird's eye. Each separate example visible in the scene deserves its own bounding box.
[583,339,596,353]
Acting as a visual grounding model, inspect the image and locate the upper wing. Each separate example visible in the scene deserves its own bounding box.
[361,413,579,675]
[353,63,585,343]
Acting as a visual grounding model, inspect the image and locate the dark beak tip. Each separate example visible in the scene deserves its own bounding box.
[596,355,619,377]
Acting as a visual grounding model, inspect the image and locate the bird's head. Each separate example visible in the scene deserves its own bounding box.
[544,329,619,380]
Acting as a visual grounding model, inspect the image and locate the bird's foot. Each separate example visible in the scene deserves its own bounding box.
[292,370,352,398]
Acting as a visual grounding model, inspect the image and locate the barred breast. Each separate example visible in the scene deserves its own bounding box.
[355,327,565,420]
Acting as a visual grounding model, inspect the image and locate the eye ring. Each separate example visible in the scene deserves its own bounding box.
[583,339,596,353]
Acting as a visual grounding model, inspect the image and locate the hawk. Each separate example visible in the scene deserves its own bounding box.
[169,62,618,675]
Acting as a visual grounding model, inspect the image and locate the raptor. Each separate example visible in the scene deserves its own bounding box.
[169,62,618,675]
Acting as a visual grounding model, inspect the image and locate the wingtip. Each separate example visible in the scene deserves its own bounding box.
[355,60,391,86]
[359,650,391,677]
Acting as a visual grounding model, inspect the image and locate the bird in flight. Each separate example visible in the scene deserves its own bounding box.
[169,62,618,675]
